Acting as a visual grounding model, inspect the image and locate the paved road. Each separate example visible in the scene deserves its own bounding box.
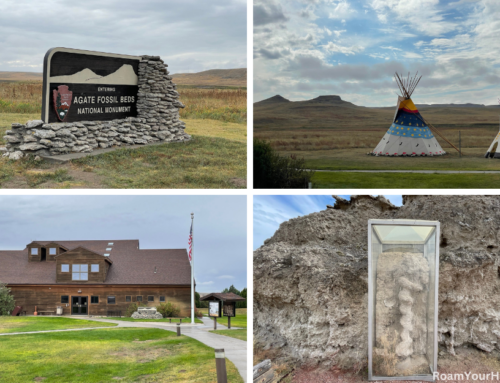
[312,169,500,174]
[1,317,247,382]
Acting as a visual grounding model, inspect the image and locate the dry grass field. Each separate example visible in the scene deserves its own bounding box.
[178,87,246,123]
[254,95,500,187]
[171,68,246,87]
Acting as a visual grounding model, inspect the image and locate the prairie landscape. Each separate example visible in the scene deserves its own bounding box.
[254,95,500,188]
[0,69,246,189]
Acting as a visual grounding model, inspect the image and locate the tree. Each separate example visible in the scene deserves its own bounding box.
[222,285,247,309]
[222,285,240,295]
[254,139,315,188]
[237,287,247,309]
[0,282,15,315]
[195,291,201,308]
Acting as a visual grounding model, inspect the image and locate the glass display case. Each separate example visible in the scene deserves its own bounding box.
[368,219,440,381]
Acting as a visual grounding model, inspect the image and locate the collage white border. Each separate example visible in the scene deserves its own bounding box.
[1,1,498,381]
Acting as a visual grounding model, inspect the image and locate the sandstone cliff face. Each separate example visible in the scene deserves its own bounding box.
[254,195,500,368]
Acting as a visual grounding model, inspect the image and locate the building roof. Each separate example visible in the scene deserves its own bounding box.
[200,292,246,302]
[0,240,191,286]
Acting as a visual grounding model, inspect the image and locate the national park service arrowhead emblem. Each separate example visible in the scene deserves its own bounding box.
[53,85,72,122]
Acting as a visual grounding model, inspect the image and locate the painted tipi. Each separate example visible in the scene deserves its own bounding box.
[485,105,500,158]
[371,73,446,157]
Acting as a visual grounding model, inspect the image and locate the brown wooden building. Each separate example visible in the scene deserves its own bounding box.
[0,240,193,316]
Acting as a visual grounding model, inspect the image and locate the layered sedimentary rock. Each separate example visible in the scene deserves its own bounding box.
[254,195,500,369]
[3,56,189,159]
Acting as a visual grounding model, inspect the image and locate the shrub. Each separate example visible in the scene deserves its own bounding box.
[195,308,204,318]
[125,302,147,317]
[0,282,15,315]
[156,302,181,318]
[254,138,314,188]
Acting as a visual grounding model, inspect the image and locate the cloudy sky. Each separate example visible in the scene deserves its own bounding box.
[0,195,247,292]
[254,0,500,106]
[253,195,403,249]
[0,0,246,74]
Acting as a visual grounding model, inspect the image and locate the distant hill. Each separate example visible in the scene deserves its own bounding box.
[0,68,247,87]
[416,103,500,108]
[171,68,246,87]
[0,71,43,82]
[255,94,290,105]
[254,94,500,131]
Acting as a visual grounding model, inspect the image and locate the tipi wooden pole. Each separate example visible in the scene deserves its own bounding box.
[424,119,462,154]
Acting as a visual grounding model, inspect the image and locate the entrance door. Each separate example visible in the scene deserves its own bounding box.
[71,296,88,315]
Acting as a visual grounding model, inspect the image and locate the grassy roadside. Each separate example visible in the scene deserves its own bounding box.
[311,171,500,188]
[0,328,243,383]
[0,117,246,189]
[0,317,116,334]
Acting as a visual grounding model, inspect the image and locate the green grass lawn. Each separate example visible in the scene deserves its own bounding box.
[0,317,116,334]
[203,308,247,329]
[210,329,247,341]
[0,328,243,383]
[108,317,203,324]
[311,171,500,188]
[296,147,500,171]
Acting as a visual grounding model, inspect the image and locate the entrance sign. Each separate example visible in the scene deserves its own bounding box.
[209,301,221,317]
[42,47,142,123]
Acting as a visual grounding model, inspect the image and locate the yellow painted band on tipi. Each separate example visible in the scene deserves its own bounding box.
[398,98,418,111]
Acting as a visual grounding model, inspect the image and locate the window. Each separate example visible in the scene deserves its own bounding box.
[148,296,154,302]
[91,296,99,304]
[31,248,38,255]
[61,264,69,272]
[104,254,110,257]
[160,296,165,302]
[108,242,114,245]
[137,296,143,302]
[72,264,88,281]
[107,296,115,304]
[91,264,99,272]
[106,248,112,251]
[61,295,69,304]
[49,248,56,255]
[126,296,131,302]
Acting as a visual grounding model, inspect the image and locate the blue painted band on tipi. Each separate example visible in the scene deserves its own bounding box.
[386,123,434,139]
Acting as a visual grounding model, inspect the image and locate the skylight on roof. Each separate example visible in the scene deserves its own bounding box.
[108,242,113,245]
[104,253,110,257]
[106,248,112,251]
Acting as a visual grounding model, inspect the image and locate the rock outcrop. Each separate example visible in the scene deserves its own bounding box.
[254,195,500,369]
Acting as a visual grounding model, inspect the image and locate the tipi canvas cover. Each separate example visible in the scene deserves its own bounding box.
[371,73,446,157]
[485,131,500,158]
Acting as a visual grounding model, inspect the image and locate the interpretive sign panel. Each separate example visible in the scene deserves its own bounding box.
[222,302,236,317]
[42,47,141,123]
[209,301,221,318]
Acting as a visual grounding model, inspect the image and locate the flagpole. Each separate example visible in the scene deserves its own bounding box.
[191,212,194,324]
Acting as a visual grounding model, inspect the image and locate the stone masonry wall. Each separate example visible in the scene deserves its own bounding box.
[3,55,189,160]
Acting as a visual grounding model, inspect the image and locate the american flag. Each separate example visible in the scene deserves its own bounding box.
[188,221,193,262]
